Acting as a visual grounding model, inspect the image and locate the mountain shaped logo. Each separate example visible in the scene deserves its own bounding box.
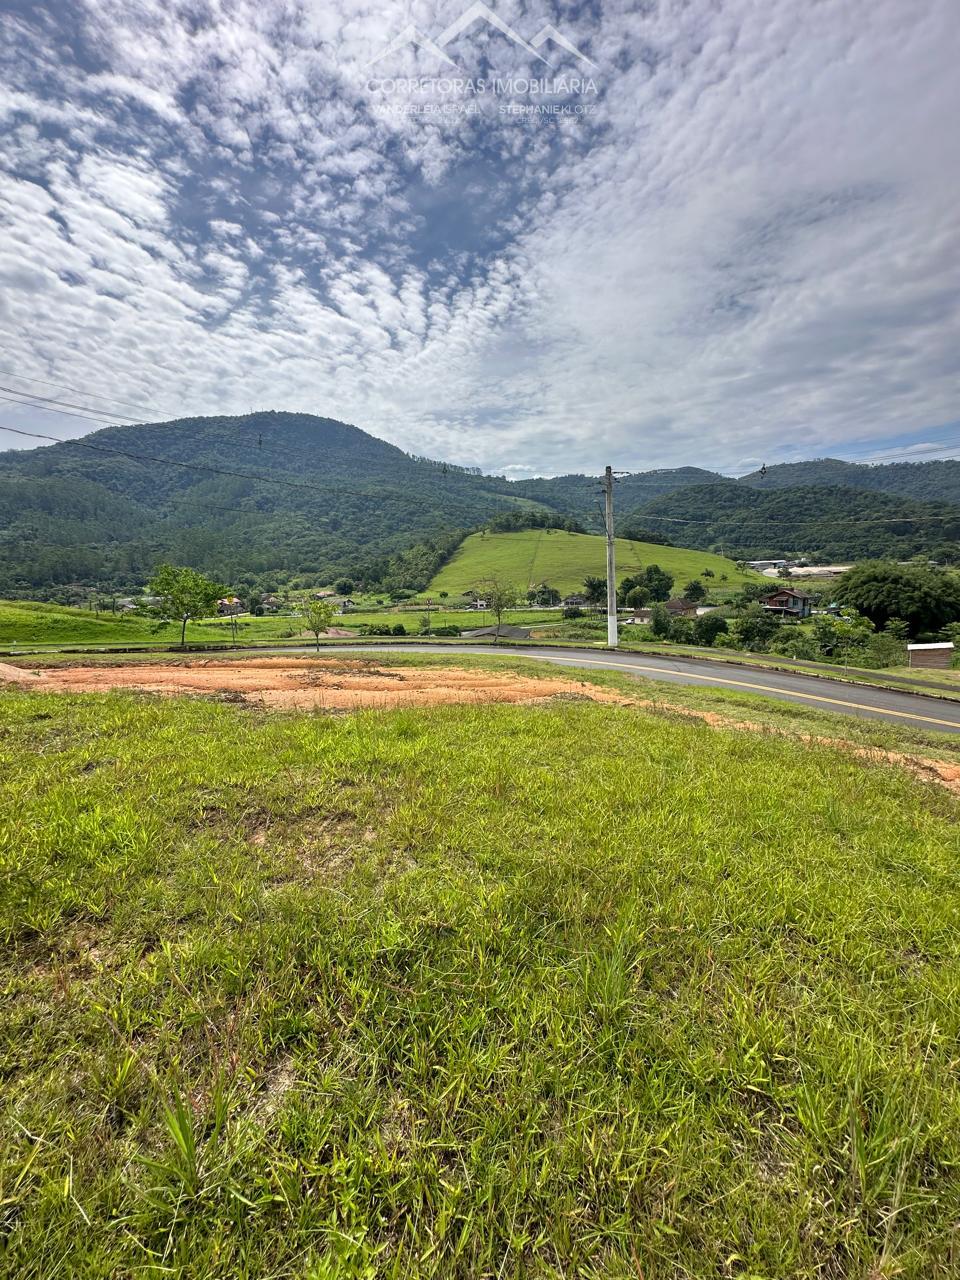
[365,3,598,71]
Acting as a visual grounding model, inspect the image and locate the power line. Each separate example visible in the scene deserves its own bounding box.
[0,366,165,419]
[631,510,960,529]
[0,420,456,506]
[1,389,958,530]
[0,392,133,429]
[0,384,147,424]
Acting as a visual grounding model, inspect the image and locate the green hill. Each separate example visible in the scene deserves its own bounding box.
[632,483,960,562]
[427,529,761,597]
[0,412,532,595]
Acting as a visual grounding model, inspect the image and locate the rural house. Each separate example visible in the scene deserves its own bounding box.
[761,588,812,618]
[663,598,699,618]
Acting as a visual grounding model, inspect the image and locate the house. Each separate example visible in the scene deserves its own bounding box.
[761,588,812,618]
[217,596,242,615]
[663,598,699,618]
[561,593,586,608]
[469,598,489,610]
[907,641,954,670]
[338,598,356,612]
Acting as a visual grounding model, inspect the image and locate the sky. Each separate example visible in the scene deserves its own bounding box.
[0,0,958,478]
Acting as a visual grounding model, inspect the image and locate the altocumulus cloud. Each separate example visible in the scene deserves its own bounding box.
[0,0,958,475]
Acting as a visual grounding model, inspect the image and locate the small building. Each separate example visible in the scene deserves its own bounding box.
[561,593,586,608]
[663,598,699,619]
[907,641,954,670]
[761,588,812,619]
[338,598,356,612]
[747,559,788,572]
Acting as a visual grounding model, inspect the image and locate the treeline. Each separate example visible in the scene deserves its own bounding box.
[631,483,960,562]
[485,509,585,534]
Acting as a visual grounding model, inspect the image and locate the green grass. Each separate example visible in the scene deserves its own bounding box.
[2,674,960,1277]
[426,529,764,598]
[0,599,165,646]
[0,600,559,650]
[0,600,306,648]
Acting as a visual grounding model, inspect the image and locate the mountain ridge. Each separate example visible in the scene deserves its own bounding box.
[2,411,959,593]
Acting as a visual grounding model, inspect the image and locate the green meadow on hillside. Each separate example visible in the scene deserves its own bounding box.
[427,529,763,597]
[0,600,298,648]
[2,671,959,1277]
[0,599,164,646]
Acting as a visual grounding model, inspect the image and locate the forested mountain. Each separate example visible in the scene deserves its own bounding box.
[631,483,960,562]
[511,468,723,520]
[0,412,533,593]
[738,458,960,505]
[2,411,960,594]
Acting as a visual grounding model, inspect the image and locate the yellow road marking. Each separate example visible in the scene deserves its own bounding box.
[536,655,960,729]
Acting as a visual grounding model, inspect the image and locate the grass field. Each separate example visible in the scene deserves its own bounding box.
[3,666,960,1277]
[0,600,566,650]
[427,530,763,598]
[0,600,308,648]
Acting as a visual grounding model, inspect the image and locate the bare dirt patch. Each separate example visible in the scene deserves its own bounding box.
[0,656,626,711]
[630,695,960,796]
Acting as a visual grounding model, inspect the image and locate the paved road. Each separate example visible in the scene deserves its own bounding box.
[292,643,960,734]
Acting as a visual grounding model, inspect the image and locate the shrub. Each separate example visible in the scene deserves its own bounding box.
[563,606,584,619]
[693,613,728,647]
[392,623,407,636]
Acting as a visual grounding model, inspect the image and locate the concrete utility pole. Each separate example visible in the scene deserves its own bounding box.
[602,465,618,648]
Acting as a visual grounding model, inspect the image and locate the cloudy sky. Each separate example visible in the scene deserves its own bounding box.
[0,0,958,476]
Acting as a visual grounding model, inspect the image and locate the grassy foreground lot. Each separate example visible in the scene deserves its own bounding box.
[2,679,960,1277]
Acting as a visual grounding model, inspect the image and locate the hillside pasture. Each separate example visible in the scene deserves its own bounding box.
[427,529,763,597]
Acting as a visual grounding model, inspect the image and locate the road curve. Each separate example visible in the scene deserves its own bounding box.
[292,643,960,734]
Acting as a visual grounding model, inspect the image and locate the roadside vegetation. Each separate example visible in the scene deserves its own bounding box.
[2,676,960,1277]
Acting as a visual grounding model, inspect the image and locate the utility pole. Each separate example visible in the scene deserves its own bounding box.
[602,465,618,648]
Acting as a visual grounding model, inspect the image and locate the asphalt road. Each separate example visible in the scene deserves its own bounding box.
[296,643,960,734]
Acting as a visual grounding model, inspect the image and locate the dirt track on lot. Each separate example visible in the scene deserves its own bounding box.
[0,657,626,710]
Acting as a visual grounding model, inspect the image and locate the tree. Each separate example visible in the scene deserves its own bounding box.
[583,575,606,608]
[618,574,646,606]
[479,578,520,641]
[644,565,674,602]
[734,603,780,651]
[619,519,672,545]
[334,578,354,595]
[834,561,960,636]
[528,583,560,607]
[625,585,649,609]
[149,564,224,648]
[650,604,672,638]
[683,579,707,601]
[301,599,335,651]
[694,613,728,646]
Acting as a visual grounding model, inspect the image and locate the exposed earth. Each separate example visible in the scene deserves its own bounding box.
[0,657,626,710]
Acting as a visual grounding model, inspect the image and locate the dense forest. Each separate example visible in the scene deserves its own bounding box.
[2,412,960,594]
[630,483,960,562]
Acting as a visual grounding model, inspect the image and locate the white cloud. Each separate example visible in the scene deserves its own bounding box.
[0,0,958,475]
